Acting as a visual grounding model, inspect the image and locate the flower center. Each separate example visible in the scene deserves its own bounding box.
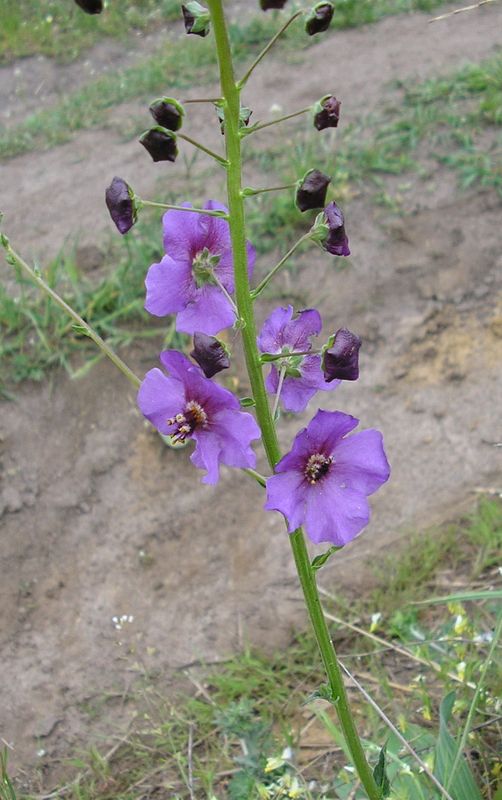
[277,347,306,379]
[304,452,333,484]
[168,400,208,443]
[192,246,221,288]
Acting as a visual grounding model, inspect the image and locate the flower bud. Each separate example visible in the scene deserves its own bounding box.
[305,3,334,35]
[139,127,178,163]
[296,169,331,212]
[260,0,289,8]
[74,0,103,13]
[314,95,341,130]
[149,97,185,132]
[322,328,361,382]
[182,2,211,37]
[190,332,230,378]
[105,177,138,235]
[216,105,252,134]
[322,201,350,256]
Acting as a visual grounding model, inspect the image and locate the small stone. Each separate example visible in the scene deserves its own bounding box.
[2,487,22,513]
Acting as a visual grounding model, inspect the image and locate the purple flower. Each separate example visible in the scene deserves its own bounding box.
[145,200,255,335]
[265,410,390,545]
[137,351,260,484]
[323,201,350,256]
[322,328,361,382]
[105,177,137,235]
[258,306,339,413]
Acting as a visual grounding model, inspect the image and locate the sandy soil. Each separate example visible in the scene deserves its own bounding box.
[0,2,501,788]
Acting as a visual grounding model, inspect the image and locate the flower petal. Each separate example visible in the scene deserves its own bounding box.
[190,429,222,484]
[333,429,390,494]
[304,481,370,545]
[159,349,201,379]
[137,368,185,434]
[175,285,236,335]
[162,204,207,261]
[145,255,193,317]
[280,377,318,413]
[257,306,294,353]
[265,471,308,533]
[305,409,359,455]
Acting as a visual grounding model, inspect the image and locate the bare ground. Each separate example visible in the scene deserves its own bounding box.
[0,2,501,787]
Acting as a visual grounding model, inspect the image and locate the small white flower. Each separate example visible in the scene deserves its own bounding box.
[281,745,293,761]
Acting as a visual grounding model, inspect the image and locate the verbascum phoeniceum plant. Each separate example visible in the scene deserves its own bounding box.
[2,2,392,797]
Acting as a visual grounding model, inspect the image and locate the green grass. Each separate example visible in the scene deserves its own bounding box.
[0,0,449,65]
[245,54,502,253]
[2,499,500,799]
[0,0,182,63]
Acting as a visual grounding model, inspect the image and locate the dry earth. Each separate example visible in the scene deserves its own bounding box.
[0,2,502,788]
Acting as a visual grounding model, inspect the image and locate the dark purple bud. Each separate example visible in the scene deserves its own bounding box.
[149,97,185,132]
[139,127,178,163]
[296,169,331,212]
[305,3,334,35]
[74,0,103,13]
[105,177,137,235]
[322,328,361,382]
[190,332,230,378]
[260,0,289,8]
[314,96,341,131]
[182,2,211,36]
[323,201,350,256]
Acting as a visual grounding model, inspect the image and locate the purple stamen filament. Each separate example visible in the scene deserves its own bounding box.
[168,400,208,443]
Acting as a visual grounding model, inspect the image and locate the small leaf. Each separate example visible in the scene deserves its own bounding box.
[303,683,338,706]
[372,745,391,798]
[434,692,483,800]
[311,545,342,571]
[239,397,256,407]
[71,323,91,338]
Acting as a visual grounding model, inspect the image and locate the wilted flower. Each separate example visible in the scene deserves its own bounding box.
[139,127,178,163]
[182,2,211,36]
[145,201,255,335]
[149,97,185,131]
[322,201,350,256]
[258,306,339,413]
[74,0,103,13]
[137,351,260,484]
[190,332,230,378]
[305,2,334,35]
[265,409,390,544]
[260,0,289,8]
[105,177,137,235]
[296,169,331,212]
[314,96,341,130]
[322,328,361,382]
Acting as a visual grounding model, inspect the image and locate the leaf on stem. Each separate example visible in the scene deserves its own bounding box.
[372,744,391,799]
[311,545,341,571]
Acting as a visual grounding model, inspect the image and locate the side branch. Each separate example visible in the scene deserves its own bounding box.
[141,200,228,219]
[0,233,141,389]
[237,11,303,89]
[251,232,312,299]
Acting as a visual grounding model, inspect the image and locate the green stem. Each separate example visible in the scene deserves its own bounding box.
[208,4,381,799]
[0,235,141,389]
[178,132,228,166]
[242,183,296,197]
[237,10,303,89]
[252,232,312,299]
[261,349,316,362]
[141,199,228,218]
[242,106,311,137]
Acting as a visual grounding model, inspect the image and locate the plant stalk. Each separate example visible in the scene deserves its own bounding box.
[207,3,381,798]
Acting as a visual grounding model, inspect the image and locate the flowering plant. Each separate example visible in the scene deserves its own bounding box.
[1,2,393,797]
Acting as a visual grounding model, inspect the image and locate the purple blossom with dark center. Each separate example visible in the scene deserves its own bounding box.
[265,409,390,545]
[314,96,341,131]
[137,351,260,484]
[105,177,137,235]
[322,327,361,382]
[145,200,255,335]
[258,306,339,413]
[190,332,230,378]
[323,201,350,256]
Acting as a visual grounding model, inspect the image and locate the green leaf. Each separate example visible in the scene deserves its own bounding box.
[303,683,338,706]
[373,745,391,798]
[239,396,256,407]
[434,693,483,800]
[311,545,341,571]
[414,589,502,605]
